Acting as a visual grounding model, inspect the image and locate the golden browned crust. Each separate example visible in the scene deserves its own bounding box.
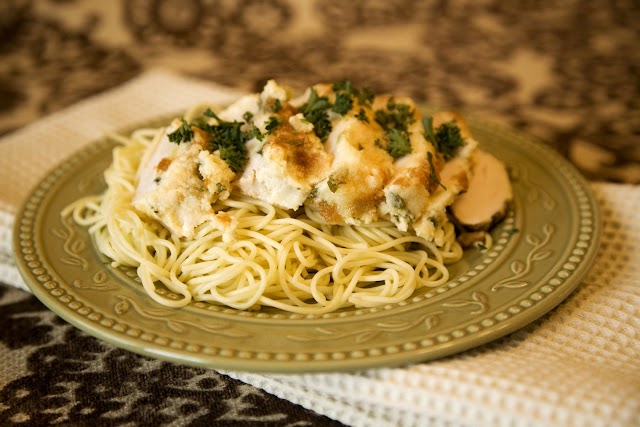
[267,117,331,184]
[156,157,172,172]
[315,199,344,223]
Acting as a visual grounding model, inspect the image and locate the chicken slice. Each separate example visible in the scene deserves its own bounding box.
[308,104,393,224]
[236,80,333,210]
[132,120,236,239]
[238,114,333,210]
[379,106,478,245]
[450,148,513,231]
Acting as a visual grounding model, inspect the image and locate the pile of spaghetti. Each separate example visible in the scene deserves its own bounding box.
[63,80,502,315]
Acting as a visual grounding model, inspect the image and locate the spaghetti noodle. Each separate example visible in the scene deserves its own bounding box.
[62,80,501,314]
[64,127,463,314]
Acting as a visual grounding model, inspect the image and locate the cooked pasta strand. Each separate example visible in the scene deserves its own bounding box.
[63,126,464,314]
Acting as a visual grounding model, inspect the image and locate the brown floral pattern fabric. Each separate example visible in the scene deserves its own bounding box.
[1,0,639,182]
[0,0,638,425]
[0,286,345,426]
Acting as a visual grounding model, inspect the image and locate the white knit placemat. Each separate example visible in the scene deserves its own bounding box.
[1,70,638,427]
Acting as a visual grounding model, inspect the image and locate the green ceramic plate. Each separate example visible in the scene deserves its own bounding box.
[13,112,601,373]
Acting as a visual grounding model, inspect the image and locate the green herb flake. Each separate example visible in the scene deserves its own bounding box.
[332,80,356,96]
[243,111,264,141]
[332,80,375,111]
[203,108,220,120]
[436,121,465,159]
[167,121,194,143]
[355,108,369,123]
[386,128,412,158]
[422,116,435,143]
[265,116,282,134]
[197,109,248,173]
[357,86,375,106]
[332,92,353,115]
[427,152,446,191]
[307,186,319,200]
[300,88,333,141]
[389,193,407,210]
[387,97,396,110]
[271,98,283,113]
[424,117,465,160]
[217,144,246,173]
[216,183,227,194]
[374,98,415,133]
[327,176,340,193]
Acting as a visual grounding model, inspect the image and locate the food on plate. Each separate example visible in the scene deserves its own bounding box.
[64,80,511,314]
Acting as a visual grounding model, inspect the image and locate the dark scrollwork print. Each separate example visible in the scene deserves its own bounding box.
[1,0,638,182]
[0,287,344,425]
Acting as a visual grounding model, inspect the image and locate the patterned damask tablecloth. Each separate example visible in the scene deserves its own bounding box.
[0,1,639,426]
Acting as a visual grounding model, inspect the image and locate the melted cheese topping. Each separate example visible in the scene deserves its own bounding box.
[132,80,479,245]
[238,105,333,210]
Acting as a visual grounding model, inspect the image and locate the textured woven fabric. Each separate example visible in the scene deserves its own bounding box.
[1,71,638,427]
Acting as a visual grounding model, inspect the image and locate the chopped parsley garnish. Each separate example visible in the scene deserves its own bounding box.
[375,97,415,159]
[304,88,333,112]
[299,82,377,140]
[355,108,369,123]
[333,80,375,107]
[427,152,446,190]
[422,116,435,143]
[327,176,340,193]
[375,97,415,133]
[300,88,333,141]
[265,116,282,134]
[307,186,319,200]
[423,117,465,160]
[332,92,353,115]
[243,111,264,141]
[215,183,227,194]
[435,121,465,159]
[217,144,246,173]
[332,80,356,95]
[357,86,375,106]
[203,108,219,120]
[196,108,248,173]
[271,99,283,112]
[167,121,194,143]
[389,193,407,210]
[386,128,412,158]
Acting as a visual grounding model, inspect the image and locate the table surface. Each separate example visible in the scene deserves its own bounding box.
[1,1,638,425]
